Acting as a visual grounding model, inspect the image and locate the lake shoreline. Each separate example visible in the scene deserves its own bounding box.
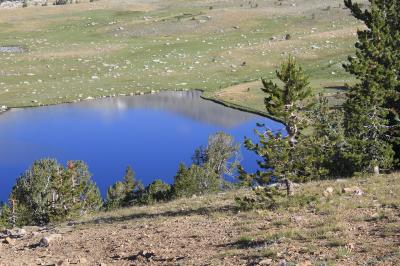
[0,88,283,123]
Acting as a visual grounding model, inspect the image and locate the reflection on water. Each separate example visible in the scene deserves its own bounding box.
[0,91,282,201]
[78,90,254,128]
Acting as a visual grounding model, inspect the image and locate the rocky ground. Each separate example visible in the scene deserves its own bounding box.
[1,173,399,265]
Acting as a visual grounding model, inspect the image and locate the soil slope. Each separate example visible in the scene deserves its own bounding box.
[1,173,399,265]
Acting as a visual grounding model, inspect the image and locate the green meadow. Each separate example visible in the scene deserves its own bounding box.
[0,0,362,110]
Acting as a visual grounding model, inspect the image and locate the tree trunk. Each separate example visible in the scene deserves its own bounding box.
[373,165,380,175]
[286,123,298,147]
[282,179,294,196]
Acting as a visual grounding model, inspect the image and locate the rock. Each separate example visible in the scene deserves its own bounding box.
[298,261,312,266]
[2,229,13,236]
[13,228,27,238]
[323,187,334,197]
[279,260,287,266]
[0,1,23,9]
[3,237,15,245]
[342,186,363,196]
[259,258,273,265]
[1,228,26,238]
[39,234,62,247]
[346,243,355,250]
[79,257,88,264]
[371,212,380,219]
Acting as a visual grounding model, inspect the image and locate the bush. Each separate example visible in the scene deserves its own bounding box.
[104,166,143,210]
[172,132,239,198]
[135,179,172,205]
[0,203,10,229]
[54,0,68,5]
[173,163,220,198]
[9,159,102,226]
[235,186,318,211]
[104,181,127,210]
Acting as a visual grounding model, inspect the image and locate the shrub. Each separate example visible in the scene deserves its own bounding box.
[173,163,220,198]
[104,181,127,210]
[0,203,10,229]
[192,132,240,178]
[54,0,68,5]
[9,159,102,226]
[104,166,143,210]
[135,179,172,205]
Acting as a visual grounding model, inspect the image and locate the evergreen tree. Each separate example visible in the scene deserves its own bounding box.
[0,202,10,229]
[309,96,353,177]
[104,165,143,209]
[123,166,136,194]
[192,132,240,178]
[239,56,314,195]
[136,179,171,205]
[344,0,400,171]
[10,159,102,225]
[261,55,312,147]
[122,166,143,204]
[104,181,126,210]
[172,163,219,198]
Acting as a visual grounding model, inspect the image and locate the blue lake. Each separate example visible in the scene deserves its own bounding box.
[0,90,282,201]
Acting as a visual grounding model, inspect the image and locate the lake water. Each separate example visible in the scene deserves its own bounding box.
[0,90,282,201]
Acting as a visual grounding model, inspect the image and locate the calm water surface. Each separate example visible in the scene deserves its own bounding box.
[0,91,282,201]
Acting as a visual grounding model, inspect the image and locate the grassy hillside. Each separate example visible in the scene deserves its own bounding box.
[0,0,362,110]
[1,173,399,265]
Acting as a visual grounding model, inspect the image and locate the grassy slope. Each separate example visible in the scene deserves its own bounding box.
[0,0,362,111]
[1,173,399,265]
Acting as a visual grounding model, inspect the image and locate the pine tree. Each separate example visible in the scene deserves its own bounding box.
[123,166,136,194]
[172,163,219,198]
[240,56,314,196]
[261,55,313,147]
[343,0,399,173]
[192,132,240,178]
[309,96,352,177]
[104,181,126,210]
[104,166,143,209]
[10,159,102,225]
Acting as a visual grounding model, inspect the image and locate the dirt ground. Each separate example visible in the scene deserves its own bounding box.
[1,173,399,266]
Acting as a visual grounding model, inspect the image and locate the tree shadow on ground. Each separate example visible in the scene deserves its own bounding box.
[218,238,273,249]
[81,204,237,225]
[324,85,347,91]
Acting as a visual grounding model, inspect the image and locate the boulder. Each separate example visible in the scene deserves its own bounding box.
[39,234,62,247]
[323,187,334,197]
[259,258,273,265]
[342,186,363,196]
[3,237,15,245]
